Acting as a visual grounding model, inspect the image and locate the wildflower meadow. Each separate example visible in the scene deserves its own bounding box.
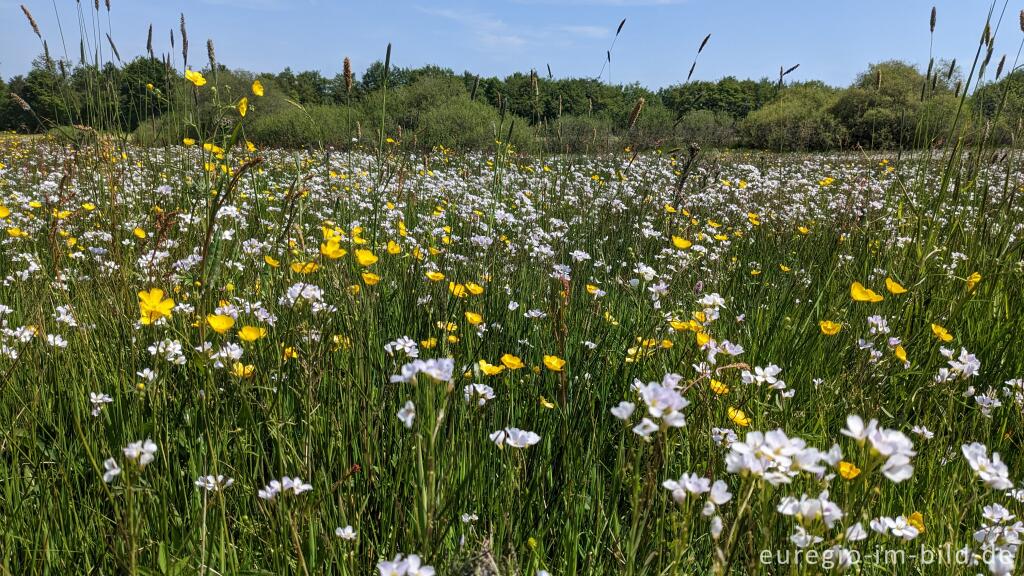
[2,2,1024,575]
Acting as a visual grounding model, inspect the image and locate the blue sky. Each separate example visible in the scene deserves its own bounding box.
[0,1,1011,89]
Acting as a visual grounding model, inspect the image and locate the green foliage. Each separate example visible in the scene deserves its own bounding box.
[118,57,173,130]
[972,70,1024,144]
[382,74,470,132]
[246,104,361,149]
[829,60,959,149]
[741,83,847,151]
[3,42,1022,152]
[628,101,676,149]
[543,114,614,154]
[675,109,738,148]
[416,98,533,151]
[659,77,775,120]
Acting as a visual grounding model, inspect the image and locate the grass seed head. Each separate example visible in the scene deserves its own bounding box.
[20,4,41,38]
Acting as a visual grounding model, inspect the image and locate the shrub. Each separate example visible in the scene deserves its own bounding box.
[416,98,532,151]
[742,84,846,151]
[246,104,361,149]
[675,109,738,148]
[543,115,614,154]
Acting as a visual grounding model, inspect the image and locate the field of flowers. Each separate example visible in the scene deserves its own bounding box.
[0,130,1022,575]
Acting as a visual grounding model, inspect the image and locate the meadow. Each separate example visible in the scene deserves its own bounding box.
[1,125,1023,574]
[3,2,1024,576]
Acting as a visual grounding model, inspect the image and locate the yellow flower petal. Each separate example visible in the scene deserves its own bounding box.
[850,281,883,303]
[543,355,565,372]
[206,314,235,335]
[885,277,907,294]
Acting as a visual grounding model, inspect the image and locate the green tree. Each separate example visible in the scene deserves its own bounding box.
[829,60,956,148]
[118,57,174,130]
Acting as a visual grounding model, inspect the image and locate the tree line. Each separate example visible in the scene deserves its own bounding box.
[2,53,1022,152]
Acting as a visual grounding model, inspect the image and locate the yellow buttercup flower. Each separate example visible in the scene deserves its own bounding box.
[206,314,235,335]
[138,288,175,325]
[133,227,146,239]
[425,271,445,282]
[387,240,402,254]
[0,206,9,219]
[479,359,505,376]
[966,272,981,291]
[466,282,484,295]
[885,277,907,294]
[931,323,953,342]
[501,354,524,370]
[362,272,381,285]
[819,320,841,335]
[264,255,280,268]
[727,407,750,427]
[231,362,255,378]
[237,97,248,118]
[291,261,319,274]
[838,461,861,480]
[465,311,483,325]
[320,241,347,259]
[709,379,729,395]
[894,344,908,364]
[907,512,925,533]
[237,326,267,342]
[185,69,207,87]
[850,281,884,303]
[671,236,692,250]
[543,355,566,372]
[251,79,264,96]
[539,396,556,409]
[355,249,378,266]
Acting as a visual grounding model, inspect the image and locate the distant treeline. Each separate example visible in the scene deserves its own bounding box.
[2,54,1021,152]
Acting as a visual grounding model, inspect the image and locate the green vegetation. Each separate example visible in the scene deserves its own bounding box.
[2,3,1024,576]
[3,31,1020,153]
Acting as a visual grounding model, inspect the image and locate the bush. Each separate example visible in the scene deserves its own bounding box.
[627,103,676,150]
[675,109,738,148]
[543,115,614,154]
[132,113,193,147]
[416,98,532,151]
[742,84,846,151]
[357,75,470,138]
[246,104,361,149]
